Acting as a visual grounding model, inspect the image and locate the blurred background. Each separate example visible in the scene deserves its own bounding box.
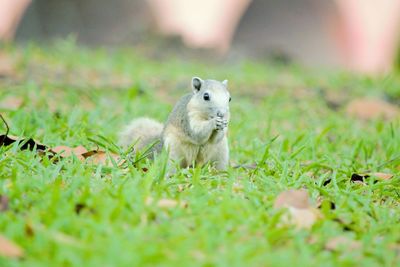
[1,0,400,75]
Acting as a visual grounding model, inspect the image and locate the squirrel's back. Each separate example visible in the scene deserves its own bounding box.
[163,94,192,135]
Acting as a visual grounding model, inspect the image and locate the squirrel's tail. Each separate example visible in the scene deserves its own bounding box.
[119,117,163,152]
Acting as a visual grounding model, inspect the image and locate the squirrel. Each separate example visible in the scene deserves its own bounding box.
[119,77,231,170]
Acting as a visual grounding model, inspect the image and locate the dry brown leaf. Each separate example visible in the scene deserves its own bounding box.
[346,98,399,120]
[0,96,23,110]
[369,172,394,180]
[0,135,48,151]
[52,145,88,159]
[0,235,24,258]
[351,172,394,183]
[274,189,310,209]
[325,236,362,251]
[274,189,321,229]
[84,151,121,166]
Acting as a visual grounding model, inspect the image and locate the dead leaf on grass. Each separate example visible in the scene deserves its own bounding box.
[0,134,48,151]
[274,189,310,209]
[0,115,124,166]
[346,98,399,120]
[274,189,321,229]
[0,235,24,258]
[52,145,88,159]
[83,150,121,166]
[369,172,394,180]
[0,115,48,152]
[351,172,394,183]
[51,147,123,166]
[325,236,362,251]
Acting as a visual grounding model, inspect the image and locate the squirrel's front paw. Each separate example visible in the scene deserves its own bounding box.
[215,117,228,131]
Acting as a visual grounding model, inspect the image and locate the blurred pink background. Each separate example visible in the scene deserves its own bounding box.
[1,0,400,74]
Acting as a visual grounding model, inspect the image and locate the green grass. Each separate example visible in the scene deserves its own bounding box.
[0,41,400,267]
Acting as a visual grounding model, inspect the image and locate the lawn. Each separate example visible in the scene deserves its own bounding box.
[0,40,399,267]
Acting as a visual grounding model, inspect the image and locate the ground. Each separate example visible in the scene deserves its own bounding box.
[0,41,399,267]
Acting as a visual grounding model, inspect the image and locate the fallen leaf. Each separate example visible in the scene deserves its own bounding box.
[274,189,310,209]
[80,150,98,158]
[52,145,88,159]
[0,135,48,151]
[274,189,321,229]
[0,96,23,110]
[346,98,399,120]
[351,172,394,183]
[0,195,9,212]
[325,236,362,251]
[0,235,24,258]
[369,172,394,180]
[0,115,49,152]
[83,151,121,166]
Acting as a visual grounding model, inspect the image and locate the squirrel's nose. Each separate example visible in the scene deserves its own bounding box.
[217,110,225,118]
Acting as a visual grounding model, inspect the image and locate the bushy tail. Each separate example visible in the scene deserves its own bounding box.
[119,117,163,152]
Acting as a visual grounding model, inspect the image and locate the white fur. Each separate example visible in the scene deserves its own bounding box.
[163,106,229,170]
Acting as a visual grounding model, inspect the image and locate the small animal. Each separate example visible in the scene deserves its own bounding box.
[119,77,231,170]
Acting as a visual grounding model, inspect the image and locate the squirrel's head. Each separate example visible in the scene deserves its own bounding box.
[190,77,231,119]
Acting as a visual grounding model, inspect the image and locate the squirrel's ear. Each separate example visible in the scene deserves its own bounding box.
[192,77,203,92]
[222,80,228,87]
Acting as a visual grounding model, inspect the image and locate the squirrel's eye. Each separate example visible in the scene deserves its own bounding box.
[203,93,210,101]
[229,97,232,102]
